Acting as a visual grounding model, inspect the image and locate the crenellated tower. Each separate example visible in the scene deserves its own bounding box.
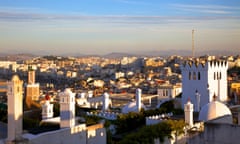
[181,60,228,111]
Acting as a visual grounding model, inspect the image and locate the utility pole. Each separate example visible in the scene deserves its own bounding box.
[192,29,195,58]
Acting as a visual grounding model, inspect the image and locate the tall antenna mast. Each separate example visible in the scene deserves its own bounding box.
[192,29,195,58]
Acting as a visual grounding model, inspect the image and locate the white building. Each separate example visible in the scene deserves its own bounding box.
[115,72,125,79]
[59,88,75,128]
[121,88,146,114]
[157,83,182,99]
[1,79,106,144]
[41,94,54,120]
[181,60,228,111]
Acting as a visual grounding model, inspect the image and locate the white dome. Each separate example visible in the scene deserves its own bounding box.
[121,102,146,114]
[64,88,73,95]
[199,101,232,122]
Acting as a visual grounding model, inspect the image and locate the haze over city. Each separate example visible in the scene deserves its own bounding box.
[0,0,240,56]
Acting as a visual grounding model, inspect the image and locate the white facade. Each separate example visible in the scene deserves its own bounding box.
[115,72,125,79]
[0,61,17,69]
[157,84,182,99]
[181,60,228,111]
[21,123,106,144]
[6,75,23,142]
[59,88,75,128]
[184,100,194,127]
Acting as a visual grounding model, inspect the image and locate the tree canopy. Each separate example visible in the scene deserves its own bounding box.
[119,120,185,144]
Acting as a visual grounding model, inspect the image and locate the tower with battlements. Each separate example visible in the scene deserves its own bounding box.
[181,60,228,111]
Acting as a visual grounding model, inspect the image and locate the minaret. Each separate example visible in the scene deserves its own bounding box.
[28,66,35,84]
[60,88,75,128]
[136,88,142,112]
[26,65,40,107]
[102,92,109,112]
[42,94,54,120]
[184,99,194,127]
[6,75,23,142]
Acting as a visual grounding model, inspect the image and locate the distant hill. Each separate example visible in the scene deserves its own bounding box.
[0,53,37,61]
[103,52,136,58]
[0,49,239,60]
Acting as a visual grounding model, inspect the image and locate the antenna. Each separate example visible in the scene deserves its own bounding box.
[192,29,195,58]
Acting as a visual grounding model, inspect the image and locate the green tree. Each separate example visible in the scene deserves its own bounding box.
[166,120,186,144]
[119,120,173,144]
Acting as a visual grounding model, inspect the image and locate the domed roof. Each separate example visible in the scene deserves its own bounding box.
[11,75,20,81]
[64,88,73,95]
[199,100,232,122]
[121,101,146,114]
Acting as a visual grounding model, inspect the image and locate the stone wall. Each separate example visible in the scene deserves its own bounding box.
[189,122,240,144]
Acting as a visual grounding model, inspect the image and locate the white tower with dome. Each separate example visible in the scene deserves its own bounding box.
[42,94,54,120]
[181,60,228,111]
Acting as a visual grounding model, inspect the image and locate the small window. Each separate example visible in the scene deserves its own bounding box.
[189,72,191,80]
[198,72,201,80]
[219,72,222,79]
[214,72,216,80]
[193,72,196,80]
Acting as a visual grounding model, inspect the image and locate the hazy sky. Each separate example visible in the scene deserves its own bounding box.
[0,0,239,55]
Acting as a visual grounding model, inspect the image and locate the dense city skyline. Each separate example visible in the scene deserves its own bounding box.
[0,0,239,55]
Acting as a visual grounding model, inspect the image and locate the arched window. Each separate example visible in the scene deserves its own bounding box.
[198,72,201,80]
[214,72,216,80]
[189,72,191,80]
[193,72,196,80]
[219,72,222,79]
